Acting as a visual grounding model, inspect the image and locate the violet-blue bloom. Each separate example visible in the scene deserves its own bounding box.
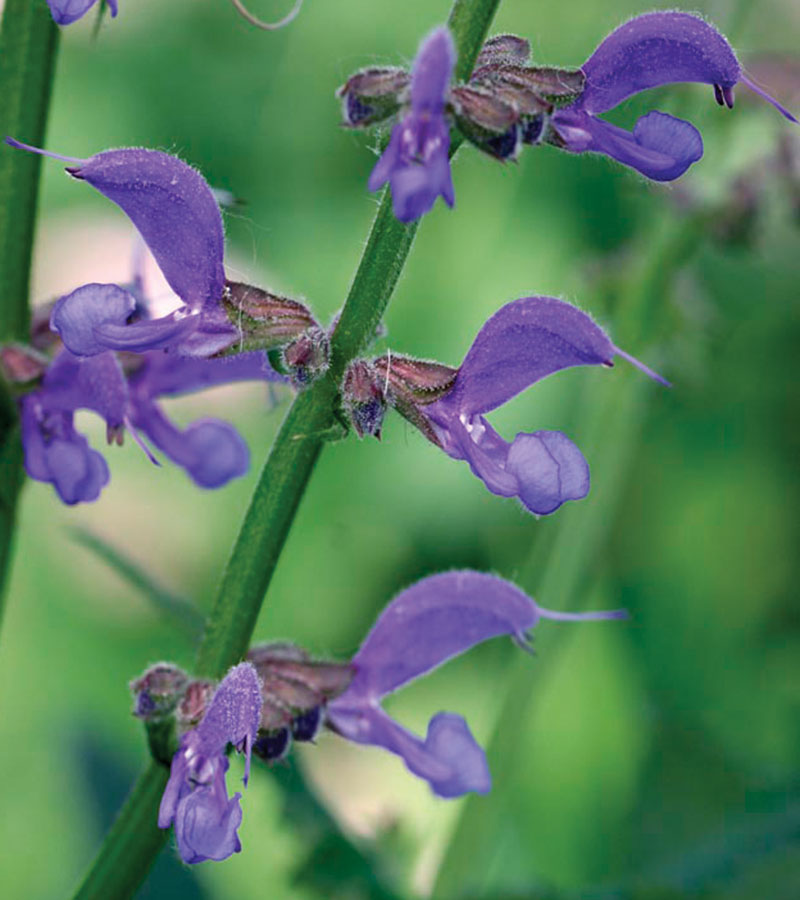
[5,139,236,358]
[551,12,797,181]
[20,342,281,503]
[47,0,117,26]
[368,26,456,222]
[327,570,626,797]
[159,663,262,864]
[422,296,667,516]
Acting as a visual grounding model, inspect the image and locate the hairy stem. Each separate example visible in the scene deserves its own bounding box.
[0,1,59,617]
[73,1,502,895]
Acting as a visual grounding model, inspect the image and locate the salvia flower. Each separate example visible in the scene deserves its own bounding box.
[327,570,626,797]
[375,296,667,516]
[159,663,262,864]
[47,0,117,26]
[367,26,456,222]
[15,340,282,504]
[5,139,324,361]
[549,11,797,181]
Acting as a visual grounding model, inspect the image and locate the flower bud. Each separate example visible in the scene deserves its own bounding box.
[291,706,322,742]
[129,663,189,721]
[222,280,318,352]
[253,727,291,762]
[176,679,215,728]
[282,327,330,388]
[450,85,521,160]
[337,67,411,128]
[475,33,531,70]
[373,354,458,448]
[478,64,585,108]
[341,359,386,439]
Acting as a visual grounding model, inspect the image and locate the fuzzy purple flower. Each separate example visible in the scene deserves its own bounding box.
[6,139,238,358]
[47,0,117,26]
[551,12,797,181]
[19,337,281,504]
[159,663,262,864]
[327,570,626,797]
[417,296,667,516]
[368,27,456,222]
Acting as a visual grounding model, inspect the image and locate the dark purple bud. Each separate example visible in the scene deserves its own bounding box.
[291,706,322,742]
[129,663,189,721]
[342,360,386,439]
[0,344,48,384]
[521,114,547,145]
[221,280,318,352]
[337,68,411,128]
[282,327,330,388]
[475,33,531,70]
[253,727,292,762]
[450,85,521,161]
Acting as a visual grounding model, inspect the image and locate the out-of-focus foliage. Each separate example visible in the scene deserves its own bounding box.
[1,0,798,898]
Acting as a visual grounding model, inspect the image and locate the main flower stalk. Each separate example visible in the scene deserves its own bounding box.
[73,0,503,895]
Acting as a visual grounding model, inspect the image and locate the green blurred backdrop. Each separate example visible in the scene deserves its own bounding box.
[1,0,798,897]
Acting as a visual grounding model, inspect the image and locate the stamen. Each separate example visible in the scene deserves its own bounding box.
[228,0,303,30]
[4,136,86,166]
[614,346,671,388]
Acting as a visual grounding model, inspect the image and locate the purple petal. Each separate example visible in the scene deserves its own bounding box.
[437,415,590,516]
[50,283,136,357]
[579,12,740,115]
[21,400,109,505]
[505,430,590,515]
[132,401,250,488]
[47,0,99,25]
[339,570,538,700]
[93,309,201,354]
[553,108,704,182]
[370,114,454,222]
[132,350,285,398]
[411,26,456,113]
[196,663,262,763]
[67,149,225,308]
[174,767,243,864]
[329,706,490,798]
[41,351,128,426]
[443,296,615,417]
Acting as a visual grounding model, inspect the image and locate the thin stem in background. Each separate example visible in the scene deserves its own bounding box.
[0,0,59,619]
[73,1,503,896]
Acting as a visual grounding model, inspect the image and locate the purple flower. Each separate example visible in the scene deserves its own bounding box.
[551,12,797,181]
[159,663,262,864]
[327,570,626,797]
[368,26,456,222]
[420,296,667,516]
[20,342,281,503]
[47,0,117,26]
[5,139,236,358]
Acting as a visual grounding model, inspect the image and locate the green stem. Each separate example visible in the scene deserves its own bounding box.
[432,214,707,899]
[74,762,170,900]
[73,2,501,896]
[0,1,59,615]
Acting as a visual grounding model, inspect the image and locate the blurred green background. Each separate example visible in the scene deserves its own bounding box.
[1,0,798,897]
